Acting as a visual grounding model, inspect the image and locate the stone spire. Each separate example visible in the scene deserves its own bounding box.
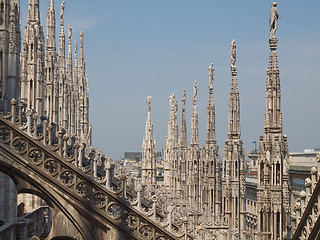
[58,1,66,127]
[180,89,187,149]
[227,41,241,138]
[27,0,40,24]
[187,81,201,209]
[257,3,291,239]
[221,40,246,239]
[21,0,45,115]
[0,1,21,112]
[78,30,90,142]
[178,89,187,200]
[190,81,199,147]
[202,63,222,223]
[46,0,55,52]
[206,63,216,146]
[264,37,282,134]
[66,25,73,132]
[164,93,179,193]
[44,0,57,122]
[141,94,157,186]
[73,40,79,135]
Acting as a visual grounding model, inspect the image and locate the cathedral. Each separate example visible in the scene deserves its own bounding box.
[0,1,318,240]
[141,2,296,240]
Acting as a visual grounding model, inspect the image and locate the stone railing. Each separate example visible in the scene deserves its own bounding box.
[0,99,201,239]
[292,154,320,240]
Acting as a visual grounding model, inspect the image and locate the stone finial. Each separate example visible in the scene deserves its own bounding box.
[146,94,152,112]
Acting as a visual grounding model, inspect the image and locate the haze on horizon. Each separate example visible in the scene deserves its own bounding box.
[20,0,320,160]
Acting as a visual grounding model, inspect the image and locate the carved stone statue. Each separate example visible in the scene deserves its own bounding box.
[60,1,65,20]
[209,63,214,86]
[169,93,177,112]
[146,94,152,112]
[270,2,280,39]
[193,81,198,103]
[230,39,236,67]
[68,25,72,41]
[74,40,78,55]
[182,89,186,104]
[80,31,84,45]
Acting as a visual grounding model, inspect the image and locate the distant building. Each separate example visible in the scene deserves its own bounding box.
[121,152,164,182]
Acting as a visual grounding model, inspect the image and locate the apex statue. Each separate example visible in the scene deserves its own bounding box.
[270,2,280,39]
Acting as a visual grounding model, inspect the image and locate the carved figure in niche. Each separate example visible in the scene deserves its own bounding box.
[193,81,198,103]
[270,2,280,39]
[276,164,280,184]
[209,63,214,86]
[60,1,65,20]
[230,39,236,67]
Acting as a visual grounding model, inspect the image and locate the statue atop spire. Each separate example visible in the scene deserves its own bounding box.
[68,24,72,42]
[74,40,78,55]
[60,1,65,21]
[230,39,236,68]
[80,30,84,47]
[270,2,280,39]
[209,63,214,88]
[142,94,157,186]
[192,81,198,103]
[146,94,152,112]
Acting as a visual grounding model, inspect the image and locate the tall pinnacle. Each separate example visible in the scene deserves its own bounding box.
[141,94,157,186]
[46,0,56,52]
[180,89,187,149]
[190,81,199,146]
[79,30,85,69]
[145,94,153,139]
[28,0,40,24]
[60,1,65,33]
[206,63,216,145]
[228,40,241,139]
[265,31,282,133]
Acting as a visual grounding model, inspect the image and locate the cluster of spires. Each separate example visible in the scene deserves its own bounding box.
[20,0,91,143]
[142,39,243,230]
[141,2,291,237]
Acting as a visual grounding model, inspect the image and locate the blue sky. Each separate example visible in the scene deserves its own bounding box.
[21,1,320,160]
